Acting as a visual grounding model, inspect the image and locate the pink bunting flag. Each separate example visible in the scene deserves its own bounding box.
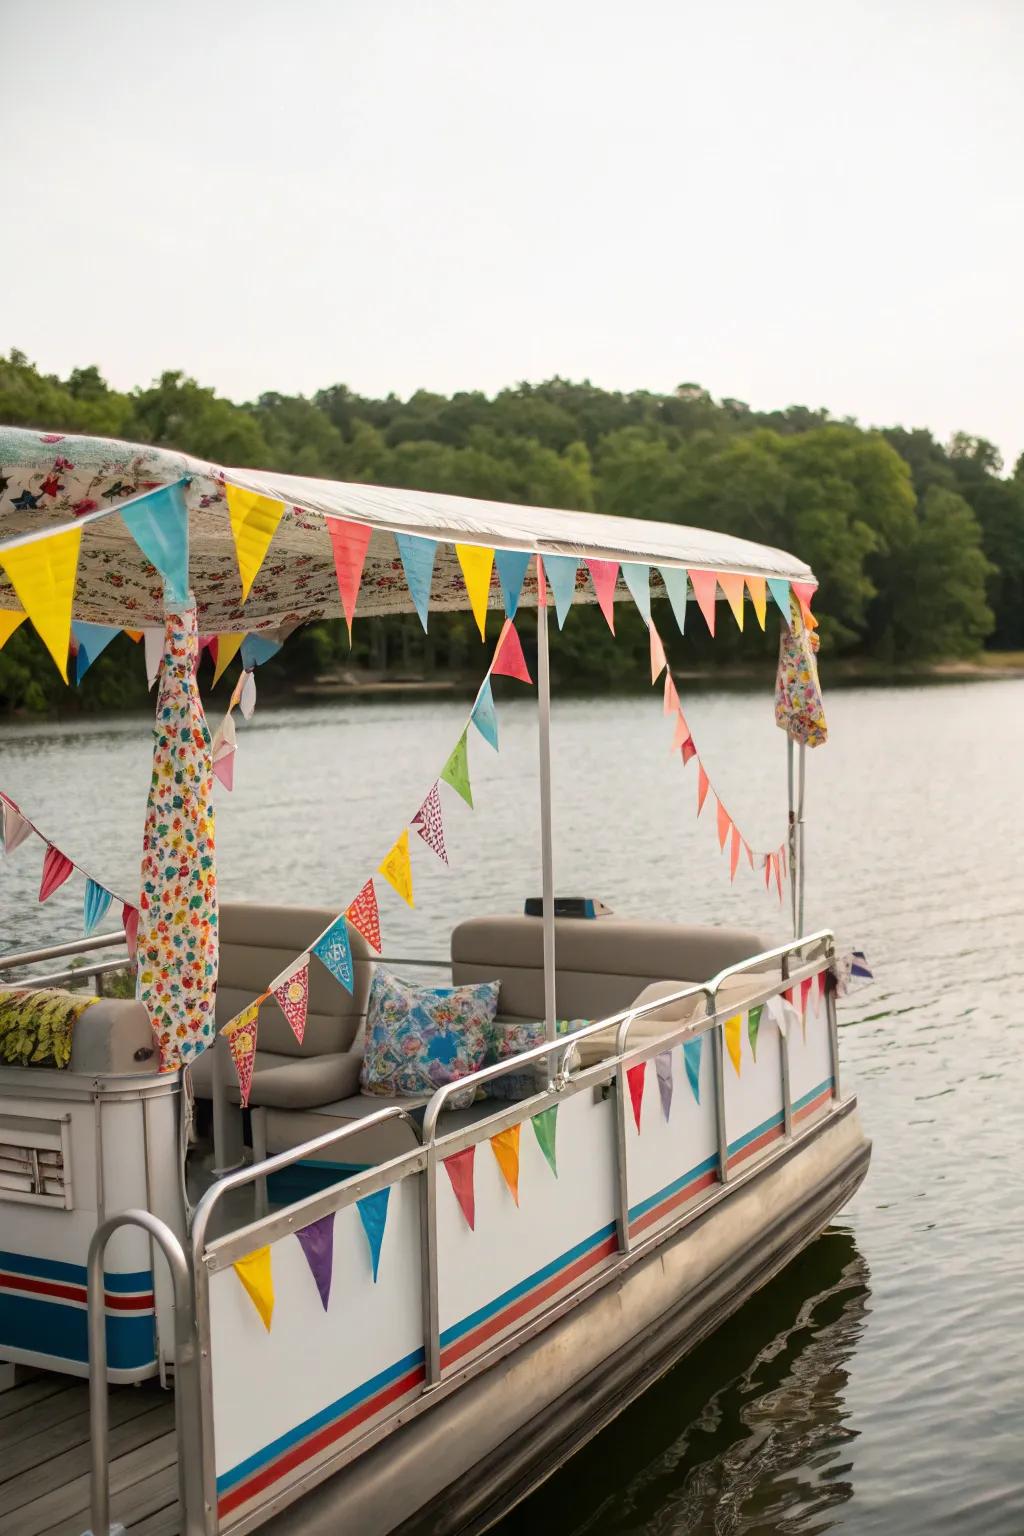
[122,903,140,961]
[729,824,742,881]
[716,799,731,852]
[39,845,73,903]
[411,783,448,865]
[663,672,679,716]
[649,622,667,683]
[443,1145,476,1230]
[327,519,373,637]
[774,854,784,901]
[271,958,310,1045]
[223,1000,262,1109]
[671,712,690,753]
[1,794,33,855]
[626,1061,646,1132]
[681,735,697,765]
[765,854,774,890]
[697,763,710,817]
[743,839,754,870]
[346,878,382,953]
[791,580,818,629]
[586,558,619,632]
[779,845,788,880]
[490,620,532,684]
[536,556,547,608]
[687,569,718,636]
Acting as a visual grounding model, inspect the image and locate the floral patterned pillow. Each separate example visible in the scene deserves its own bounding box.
[359,968,498,1110]
[482,1017,590,1100]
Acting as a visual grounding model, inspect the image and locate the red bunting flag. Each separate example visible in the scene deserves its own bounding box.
[626,1060,646,1131]
[681,735,697,765]
[122,902,140,961]
[687,569,718,636]
[586,558,619,633]
[346,878,382,953]
[327,519,373,637]
[411,783,448,865]
[800,976,813,1015]
[443,1145,476,1230]
[697,763,710,816]
[223,995,266,1109]
[729,823,742,880]
[716,799,731,851]
[271,958,310,1045]
[490,620,532,684]
[663,672,679,716]
[649,623,667,683]
[671,713,690,753]
[39,845,73,903]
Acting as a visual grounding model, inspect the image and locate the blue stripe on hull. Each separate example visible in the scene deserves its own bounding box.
[0,1292,156,1370]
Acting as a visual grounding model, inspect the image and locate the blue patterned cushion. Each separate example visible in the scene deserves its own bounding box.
[483,1017,590,1100]
[359,968,498,1110]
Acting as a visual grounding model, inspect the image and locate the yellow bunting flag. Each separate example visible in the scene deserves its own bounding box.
[724,1013,743,1076]
[745,576,767,631]
[378,828,414,907]
[490,1125,521,1205]
[212,632,245,686]
[225,484,286,603]
[0,610,26,648]
[0,527,81,682]
[718,572,746,632]
[232,1246,274,1332]
[455,544,495,640]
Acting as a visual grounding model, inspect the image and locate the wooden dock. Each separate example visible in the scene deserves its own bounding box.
[0,1371,178,1535]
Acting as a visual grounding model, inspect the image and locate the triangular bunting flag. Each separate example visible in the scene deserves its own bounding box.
[536,555,547,608]
[212,632,245,686]
[1,796,33,855]
[346,878,382,952]
[240,631,283,669]
[658,566,688,635]
[312,916,355,992]
[443,1145,476,1229]
[747,1004,763,1061]
[211,708,237,792]
[585,558,619,632]
[72,621,118,683]
[411,783,449,864]
[671,712,691,753]
[0,525,81,681]
[543,554,579,628]
[357,1187,391,1282]
[681,735,697,766]
[494,549,531,620]
[239,669,257,719]
[271,958,311,1044]
[0,609,27,648]
[716,799,731,852]
[296,1212,334,1309]
[791,581,818,630]
[745,576,767,630]
[697,763,710,816]
[531,1105,558,1175]
[394,533,437,632]
[378,828,414,907]
[621,563,652,624]
[328,519,374,637]
[626,1061,646,1132]
[121,481,189,605]
[233,1246,274,1331]
[663,671,679,716]
[225,484,285,604]
[455,544,495,640]
[683,1035,703,1102]
[122,903,139,962]
[774,853,784,901]
[765,853,773,890]
[767,578,791,625]
[490,1124,521,1205]
[39,845,73,903]
[724,1014,743,1076]
[729,823,742,881]
[655,1051,673,1121]
[744,838,754,870]
[222,998,262,1108]
[649,622,667,684]
[83,878,113,937]
[718,572,746,631]
[800,976,814,1016]
[491,620,532,684]
[687,569,717,637]
[440,732,473,808]
[470,676,499,751]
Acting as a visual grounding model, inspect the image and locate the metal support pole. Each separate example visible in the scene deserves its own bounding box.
[711,1021,729,1185]
[796,742,807,938]
[85,1210,208,1536]
[787,737,798,938]
[536,575,557,1046]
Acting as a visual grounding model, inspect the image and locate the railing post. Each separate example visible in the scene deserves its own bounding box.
[710,1017,729,1185]
[613,1061,631,1253]
[421,1146,441,1386]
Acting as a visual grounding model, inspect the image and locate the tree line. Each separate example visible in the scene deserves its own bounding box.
[0,351,1020,713]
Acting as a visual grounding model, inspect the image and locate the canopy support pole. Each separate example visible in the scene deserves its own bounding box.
[536,578,557,1049]
[796,742,807,937]
[787,738,798,937]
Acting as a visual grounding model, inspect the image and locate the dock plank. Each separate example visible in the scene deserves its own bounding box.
[2,1427,177,1536]
[0,1374,71,1422]
[0,1382,90,1448]
[0,1387,171,1487]
[3,1400,174,1517]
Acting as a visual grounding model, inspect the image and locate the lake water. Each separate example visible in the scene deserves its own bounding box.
[1,676,1022,1535]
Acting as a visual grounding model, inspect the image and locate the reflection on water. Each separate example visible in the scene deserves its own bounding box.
[500,1231,868,1536]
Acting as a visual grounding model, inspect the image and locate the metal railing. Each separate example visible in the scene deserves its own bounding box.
[1,930,130,995]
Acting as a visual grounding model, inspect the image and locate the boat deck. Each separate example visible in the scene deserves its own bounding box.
[0,1371,178,1535]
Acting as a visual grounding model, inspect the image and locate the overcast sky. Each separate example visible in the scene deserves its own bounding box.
[3,0,1022,465]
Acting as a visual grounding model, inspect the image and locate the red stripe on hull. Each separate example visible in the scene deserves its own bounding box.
[630,1167,718,1238]
[728,1121,784,1171]
[0,1273,154,1311]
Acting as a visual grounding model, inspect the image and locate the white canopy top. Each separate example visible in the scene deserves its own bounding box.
[0,427,815,631]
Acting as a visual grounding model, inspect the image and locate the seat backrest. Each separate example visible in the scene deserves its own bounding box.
[217,903,373,1057]
[451,915,771,1022]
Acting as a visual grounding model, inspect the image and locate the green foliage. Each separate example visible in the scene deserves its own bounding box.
[0,351,1016,712]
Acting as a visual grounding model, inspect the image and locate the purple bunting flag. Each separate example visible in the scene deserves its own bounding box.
[296,1212,335,1310]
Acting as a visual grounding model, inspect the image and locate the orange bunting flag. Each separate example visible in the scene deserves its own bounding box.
[716,799,731,851]
[225,485,285,603]
[649,622,667,683]
[222,996,264,1108]
[687,569,718,636]
[729,823,742,881]
[724,1014,743,1075]
[663,671,679,716]
[586,558,619,632]
[328,520,373,637]
[697,763,710,816]
[212,632,245,686]
[745,576,767,630]
[346,878,382,952]
[232,1246,274,1332]
[0,526,82,682]
[490,1125,521,1205]
[455,544,495,640]
[443,1145,476,1229]
[378,828,414,907]
[0,610,27,649]
[491,620,532,684]
[718,572,746,631]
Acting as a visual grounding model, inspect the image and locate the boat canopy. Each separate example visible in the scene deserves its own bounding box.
[0,427,816,632]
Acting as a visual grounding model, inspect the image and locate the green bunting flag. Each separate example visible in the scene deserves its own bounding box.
[531,1105,558,1176]
[747,1004,763,1061]
[440,731,473,807]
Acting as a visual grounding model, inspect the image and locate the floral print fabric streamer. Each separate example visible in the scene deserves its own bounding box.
[137,603,219,1068]
[774,598,828,748]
